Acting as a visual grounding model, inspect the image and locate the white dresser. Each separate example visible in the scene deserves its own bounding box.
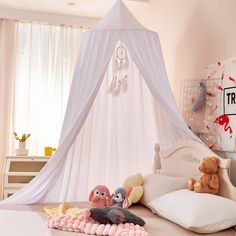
[2,155,50,199]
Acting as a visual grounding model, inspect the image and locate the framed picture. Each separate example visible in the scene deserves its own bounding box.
[205,59,236,152]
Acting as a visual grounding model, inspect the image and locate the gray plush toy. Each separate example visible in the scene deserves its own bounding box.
[112,188,127,208]
[90,207,145,226]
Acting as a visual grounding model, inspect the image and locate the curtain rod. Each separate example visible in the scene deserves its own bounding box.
[0,18,91,29]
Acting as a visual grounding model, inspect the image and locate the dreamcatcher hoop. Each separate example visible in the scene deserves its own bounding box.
[116,44,128,62]
[108,42,129,96]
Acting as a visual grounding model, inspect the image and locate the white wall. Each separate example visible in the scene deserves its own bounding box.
[132,0,236,102]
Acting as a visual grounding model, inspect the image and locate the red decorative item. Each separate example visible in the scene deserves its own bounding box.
[229,76,236,84]
[207,92,215,97]
[214,114,233,138]
[216,85,223,91]
[221,73,224,80]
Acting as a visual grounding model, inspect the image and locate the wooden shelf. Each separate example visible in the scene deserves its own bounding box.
[5,172,39,176]
[2,155,50,199]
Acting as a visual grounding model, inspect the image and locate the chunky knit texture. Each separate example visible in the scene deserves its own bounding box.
[47,208,149,235]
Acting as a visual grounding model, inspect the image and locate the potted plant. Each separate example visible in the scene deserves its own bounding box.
[14,132,31,156]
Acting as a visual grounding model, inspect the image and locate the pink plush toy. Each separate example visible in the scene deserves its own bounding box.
[89,185,112,208]
[48,208,149,236]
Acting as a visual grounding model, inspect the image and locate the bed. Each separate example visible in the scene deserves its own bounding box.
[0,139,236,236]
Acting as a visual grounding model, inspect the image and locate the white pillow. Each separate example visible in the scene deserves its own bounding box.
[140,174,188,207]
[148,189,236,233]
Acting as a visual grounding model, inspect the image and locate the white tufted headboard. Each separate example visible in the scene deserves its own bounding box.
[152,139,236,201]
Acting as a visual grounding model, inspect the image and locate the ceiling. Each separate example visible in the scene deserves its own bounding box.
[0,0,149,18]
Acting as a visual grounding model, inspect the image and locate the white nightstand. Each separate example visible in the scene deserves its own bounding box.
[2,155,50,199]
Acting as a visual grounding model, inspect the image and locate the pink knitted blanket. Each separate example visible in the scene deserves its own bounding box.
[47,209,149,235]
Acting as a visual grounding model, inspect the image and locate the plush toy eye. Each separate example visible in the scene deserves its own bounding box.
[117,193,122,199]
[94,190,100,196]
[101,192,107,199]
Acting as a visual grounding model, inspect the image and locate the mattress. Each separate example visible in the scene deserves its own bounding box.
[0,203,235,236]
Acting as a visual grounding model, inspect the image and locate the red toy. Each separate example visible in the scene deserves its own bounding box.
[89,185,112,208]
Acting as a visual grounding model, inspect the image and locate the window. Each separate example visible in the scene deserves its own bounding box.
[11,22,87,154]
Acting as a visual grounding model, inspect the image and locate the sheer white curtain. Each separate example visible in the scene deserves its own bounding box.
[0,20,18,199]
[12,22,86,155]
[0,20,18,158]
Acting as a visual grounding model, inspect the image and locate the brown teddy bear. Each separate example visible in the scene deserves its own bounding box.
[188,157,220,194]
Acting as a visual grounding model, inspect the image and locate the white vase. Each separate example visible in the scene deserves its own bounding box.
[15,141,29,156]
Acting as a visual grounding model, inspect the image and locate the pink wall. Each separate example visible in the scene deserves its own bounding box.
[133,0,236,186]
[133,0,236,101]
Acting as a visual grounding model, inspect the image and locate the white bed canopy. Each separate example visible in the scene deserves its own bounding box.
[1,0,198,204]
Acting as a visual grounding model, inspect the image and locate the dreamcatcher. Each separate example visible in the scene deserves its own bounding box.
[108,43,129,96]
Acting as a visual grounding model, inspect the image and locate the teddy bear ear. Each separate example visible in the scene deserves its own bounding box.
[211,157,219,164]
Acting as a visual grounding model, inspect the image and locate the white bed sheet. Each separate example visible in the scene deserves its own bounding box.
[0,205,52,236]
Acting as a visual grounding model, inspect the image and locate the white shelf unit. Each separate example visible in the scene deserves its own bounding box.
[2,155,50,199]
